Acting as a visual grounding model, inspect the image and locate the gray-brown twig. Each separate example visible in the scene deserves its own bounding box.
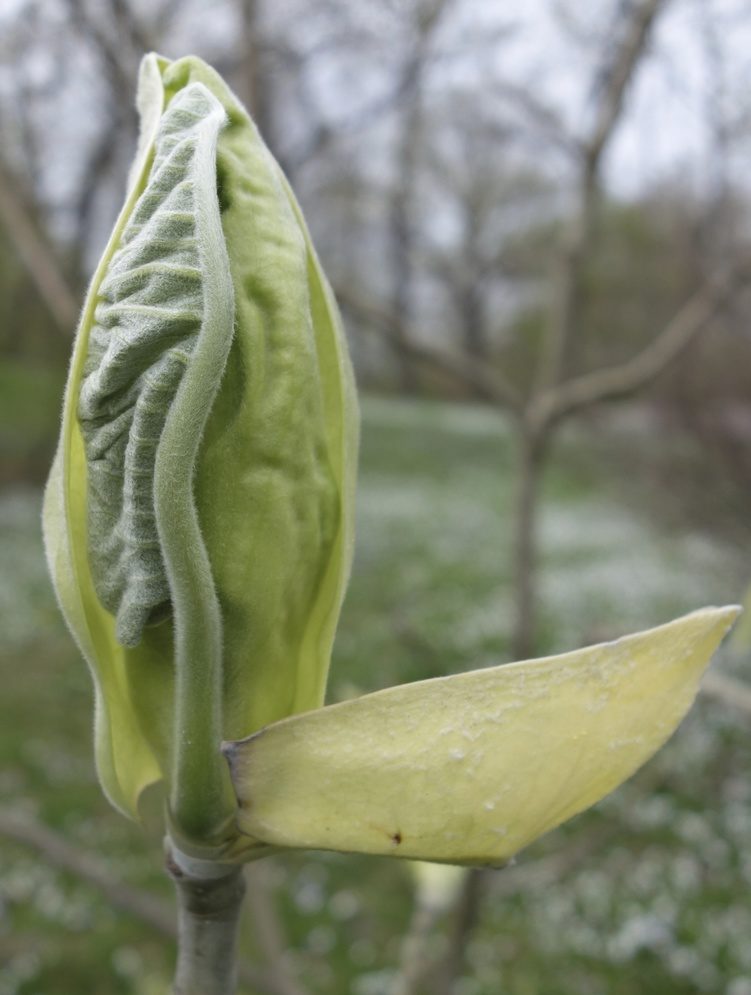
[0,807,301,995]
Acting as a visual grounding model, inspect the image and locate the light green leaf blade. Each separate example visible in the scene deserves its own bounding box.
[225,607,739,865]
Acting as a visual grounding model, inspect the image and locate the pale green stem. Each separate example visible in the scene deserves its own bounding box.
[153,95,236,847]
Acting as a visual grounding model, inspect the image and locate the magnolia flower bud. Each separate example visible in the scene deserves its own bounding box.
[43,53,358,854]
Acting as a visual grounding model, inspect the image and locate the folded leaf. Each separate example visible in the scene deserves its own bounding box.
[78,82,229,648]
[224,606,739,866]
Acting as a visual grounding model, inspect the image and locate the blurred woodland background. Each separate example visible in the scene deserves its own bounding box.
[2,1,751,993]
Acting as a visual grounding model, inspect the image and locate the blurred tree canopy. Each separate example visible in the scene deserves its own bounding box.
[1,0,751,510]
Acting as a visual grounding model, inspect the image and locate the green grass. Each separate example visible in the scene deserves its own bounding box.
[0,395,749,995]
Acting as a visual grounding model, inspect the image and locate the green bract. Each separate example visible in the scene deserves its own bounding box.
[224,607,738,865]
[43,53,358,854]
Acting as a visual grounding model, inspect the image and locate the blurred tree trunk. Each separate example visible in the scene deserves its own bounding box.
[432,868,487,995]
[457,200,488,360]
[389,70,423,392]
[511,428,546,660]
[239,0,274,142]
[388,0,449,392]
[0,160,79,337]
[536,0,667,393]
[512,0,669,659]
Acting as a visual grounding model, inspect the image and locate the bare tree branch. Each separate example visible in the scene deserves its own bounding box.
[0,161,79,334]
[507,0,675,660]
[61,0,138,104]
[285,67,427,173]
[108,0,155,54]
[338,288,522,410]
[485,825,621,905]
[493,78,576,156]
[238,0,273,140]
[0,806,173,931]
[534,265,746,426]
[244,862,310,995]
[73,105,125,256]
[538,0,669,389]
[584,0,667,178]
[0,807,305,995]
[387,0,453,391]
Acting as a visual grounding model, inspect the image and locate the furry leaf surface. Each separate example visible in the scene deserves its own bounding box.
[43,54,358,837]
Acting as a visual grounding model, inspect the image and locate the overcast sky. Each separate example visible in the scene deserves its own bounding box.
[437,0,751,198]
[2,0,750,232]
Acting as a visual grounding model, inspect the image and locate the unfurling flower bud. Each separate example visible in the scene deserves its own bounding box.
[43,53,358,855]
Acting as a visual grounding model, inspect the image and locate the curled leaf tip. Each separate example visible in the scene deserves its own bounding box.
[78,83,229,647]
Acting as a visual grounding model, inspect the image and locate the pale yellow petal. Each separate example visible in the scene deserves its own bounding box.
[225,607,739,865]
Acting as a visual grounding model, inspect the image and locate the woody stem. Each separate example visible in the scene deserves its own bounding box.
[167,844,246,995]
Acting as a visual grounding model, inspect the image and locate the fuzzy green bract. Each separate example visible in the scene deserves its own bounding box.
[43,53,358,852]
